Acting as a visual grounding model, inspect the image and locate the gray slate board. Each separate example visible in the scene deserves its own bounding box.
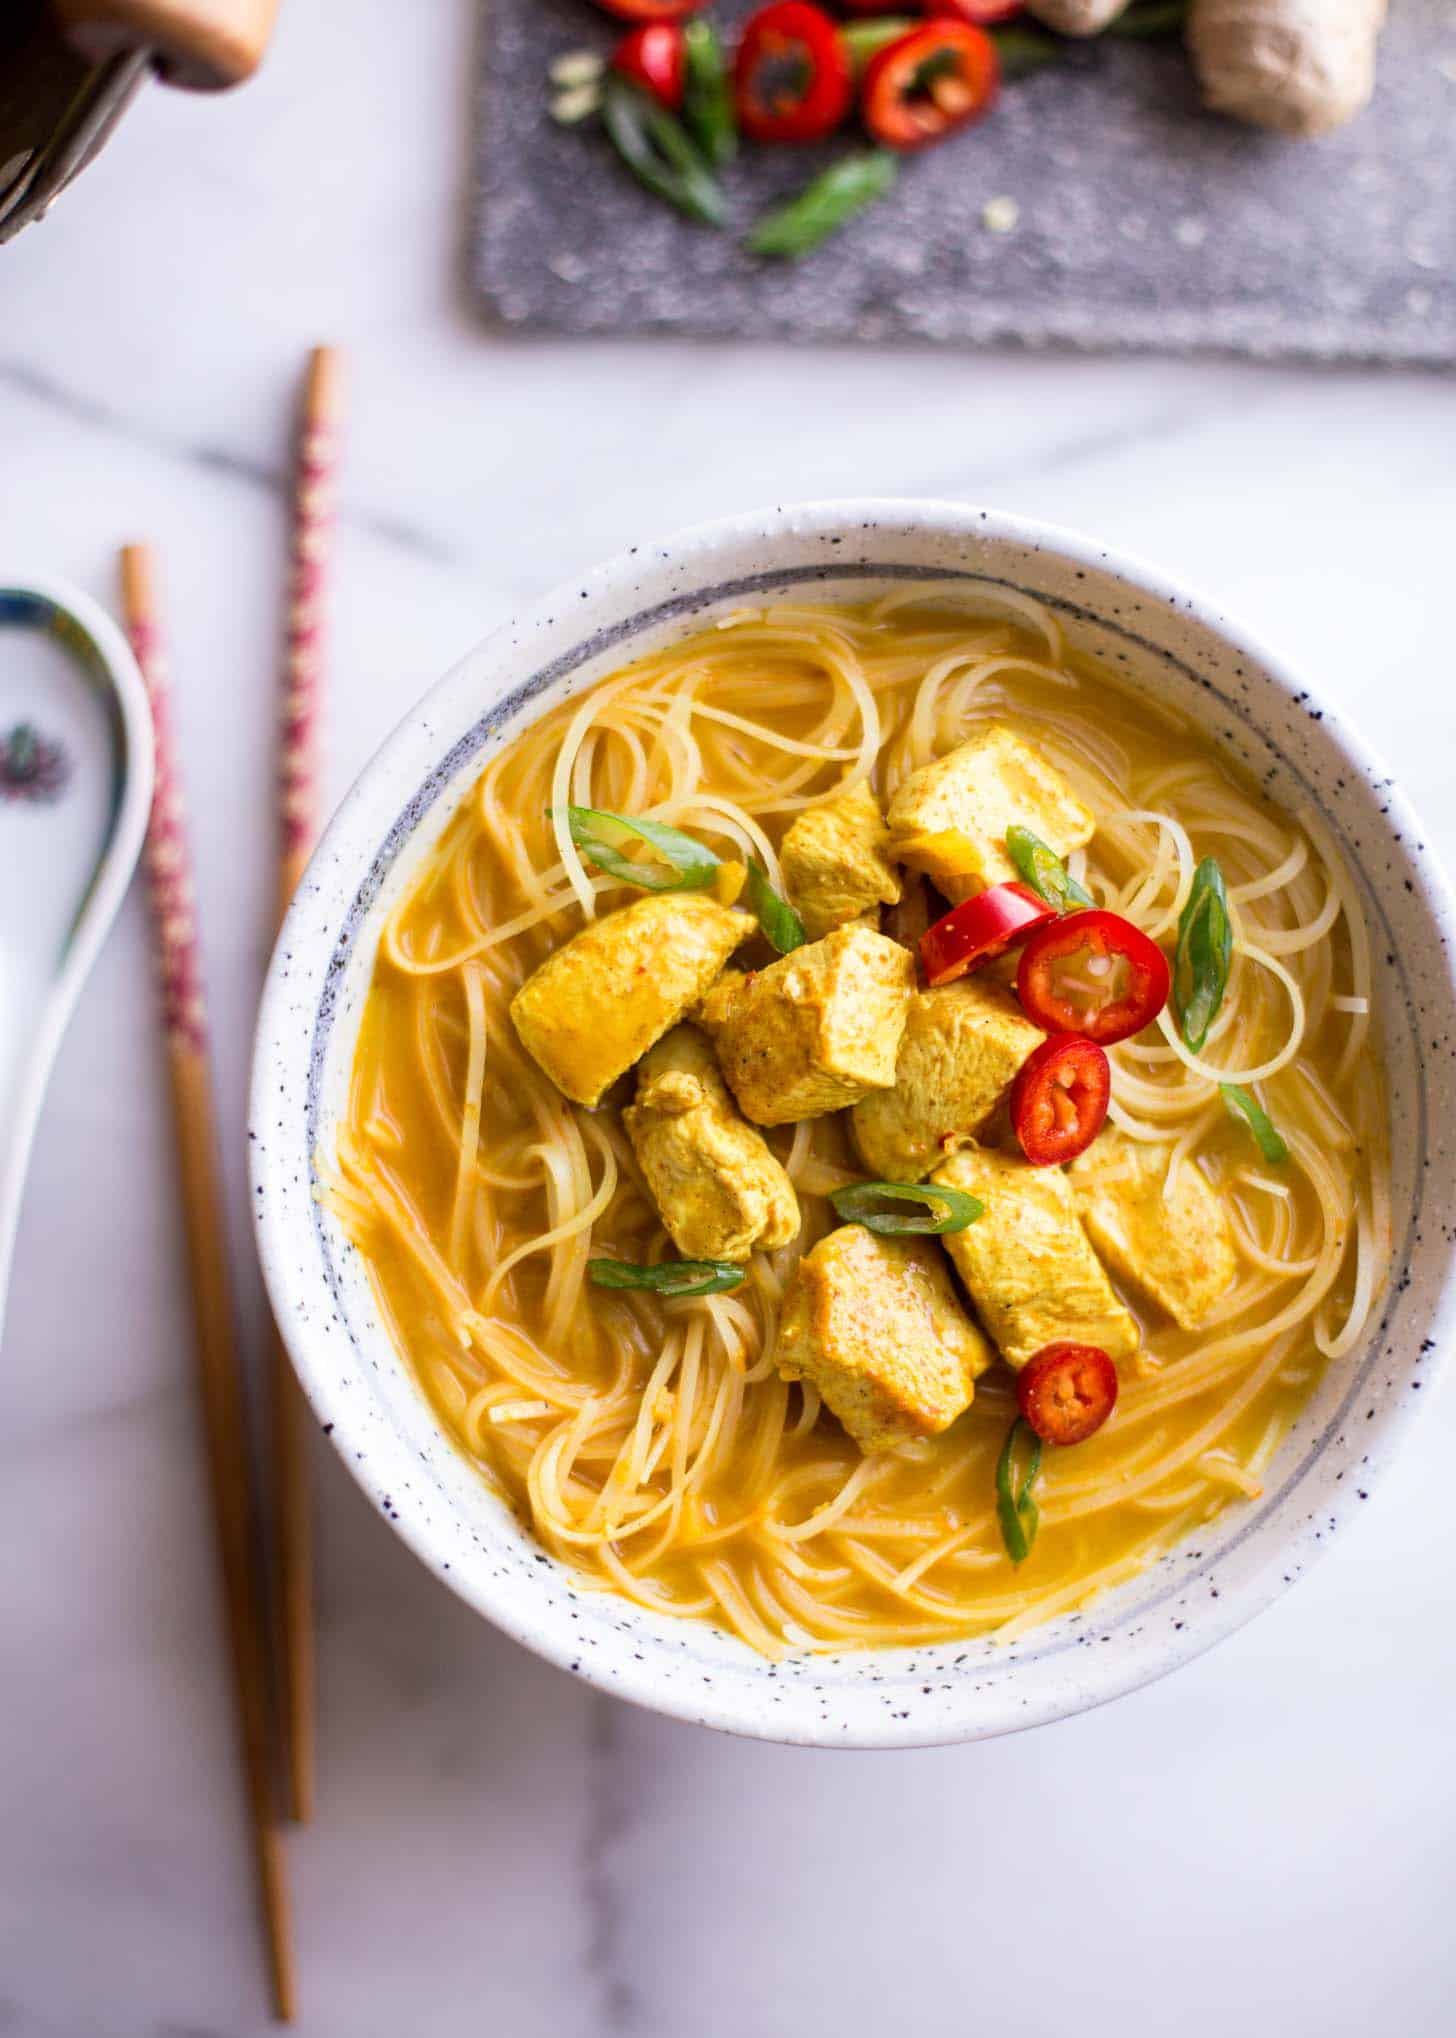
[474,0,1456,366]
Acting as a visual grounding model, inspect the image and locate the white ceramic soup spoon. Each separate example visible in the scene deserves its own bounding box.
[0,576,153,1346]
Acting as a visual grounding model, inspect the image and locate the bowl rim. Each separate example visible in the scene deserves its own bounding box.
[251,498,1456,1747]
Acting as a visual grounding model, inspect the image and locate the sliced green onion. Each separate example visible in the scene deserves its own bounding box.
[830,1180,982,1237]
[601,76,727,229]
[841,17,915,71]
[682,21,737,168]
[746,862,807,955]
[745,151,899,261]
[1221,1083,1289,1165]
[1105,0,1190,38]
[988,23,1066,80]
[996,1417,1043,1565]
[589,1257,744,1297]
[1174,857,1233,1053]
[558,808,809,956]
[1006,825,1094,913]
[557,805,720,893]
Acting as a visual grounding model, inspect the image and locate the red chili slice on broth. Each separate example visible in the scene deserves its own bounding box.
[1010,1033,1110,1166]
[1017,1342,1119,1447]
[919,881,1056,986]
[735,2,853,142]
[611,23,686,107]
[1016,908,1171,1046]
[861,21,1000,151]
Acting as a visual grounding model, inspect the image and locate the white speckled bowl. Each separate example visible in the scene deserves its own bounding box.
[251,503,1456,1748]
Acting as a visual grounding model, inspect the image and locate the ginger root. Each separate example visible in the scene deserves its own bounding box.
[1187,0,1388,138]
[1025,0,1133,33]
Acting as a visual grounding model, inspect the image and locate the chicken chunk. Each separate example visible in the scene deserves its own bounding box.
[1073,1129,1236,1331]
[851,979,1043,1183]
[696,923,914,1127]
[932,1146,1140,1369]
[887,724,1095,904]
[510,892,753,1108]
[622,1025,800,1262]
[776,1225,992,1453]
[779,780,902,942]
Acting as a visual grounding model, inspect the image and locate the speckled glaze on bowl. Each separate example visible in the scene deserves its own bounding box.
[250,503,1456,1749]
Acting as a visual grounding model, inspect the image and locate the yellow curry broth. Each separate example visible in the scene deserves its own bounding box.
[334,601,1379,1650]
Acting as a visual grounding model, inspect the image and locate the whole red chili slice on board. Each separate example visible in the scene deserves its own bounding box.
[1017,1342,1120,1447]
[861,20,1000,150]
[735,2,854,142]
[1010,1033,1111,1166]
[919,881,1055,986]
[926,0,1027,25]
[1016,908,1171,1046]
[611,23,686,107]
[593,0,703,21]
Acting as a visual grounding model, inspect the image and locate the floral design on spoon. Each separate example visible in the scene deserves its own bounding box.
[0,721,69,803]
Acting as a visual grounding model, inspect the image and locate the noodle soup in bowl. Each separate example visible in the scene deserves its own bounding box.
[251,502,1456,1747]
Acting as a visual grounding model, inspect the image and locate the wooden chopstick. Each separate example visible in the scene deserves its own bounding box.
[120,544,297,2025]
[272,345,344,1826]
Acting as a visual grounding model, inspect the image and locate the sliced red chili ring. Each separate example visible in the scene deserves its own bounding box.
[1016,908,1171,1046]
[593,0,703,21]
[735,2,853,143]
[861,20,999,151]
[919,880,1056,987]
[1017,1342,1119,1447]
[926,0,1026,23]
[611,23,686,108]
[1010,1033,1110,1166]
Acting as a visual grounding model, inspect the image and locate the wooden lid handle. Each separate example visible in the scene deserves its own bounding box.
[51,0,282,90]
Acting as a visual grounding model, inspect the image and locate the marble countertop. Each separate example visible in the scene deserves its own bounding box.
[1,3,1453,2033]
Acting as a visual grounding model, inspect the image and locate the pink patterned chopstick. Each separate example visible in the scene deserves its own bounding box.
[277,345,344,908]
[120,543,296,2021]
[126,568,208,1056]
[272,346,345,1828]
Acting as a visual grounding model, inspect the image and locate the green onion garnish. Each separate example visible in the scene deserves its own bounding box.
[988,23,1065,78]
[746,861,807,955]
[830,1180,982,1237]
[840,18,916,70]
[559,805,721,893]
[1105,0,1190,38]
[588,1258,744,1298]
[1221,1083,1289,1164]
[601,76,727,229]
[560,804,807,953]
[681,21,737,168]
[996,1417,1043,1565]
[1174,857,1233,1053]
[744,151,899,261]
[1006,824,1094,913]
